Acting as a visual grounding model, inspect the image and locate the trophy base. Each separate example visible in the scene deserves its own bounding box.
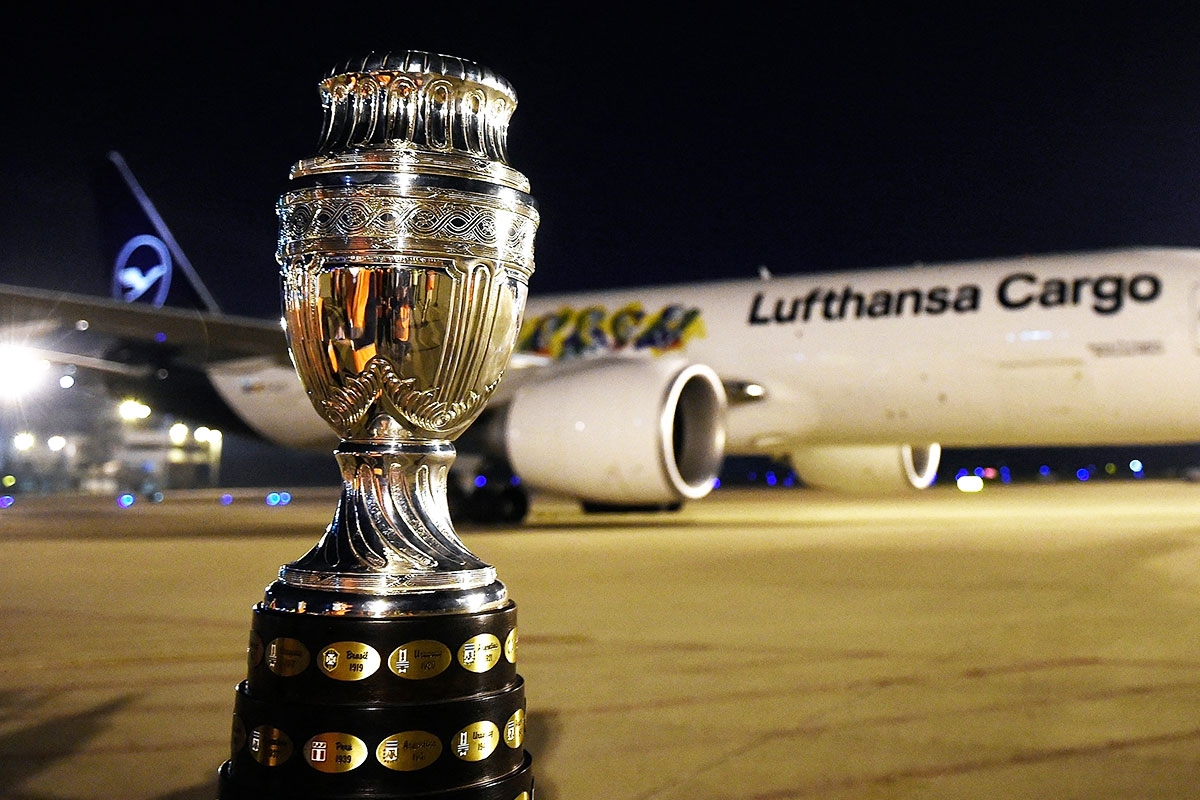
[217,755,533,799]
[218,595,530,798]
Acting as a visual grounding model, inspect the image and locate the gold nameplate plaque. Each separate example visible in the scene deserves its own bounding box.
[318,641,381,681]
[266,637,310,677]
[376,730,443,772]
[452,720,500,762]
[457,633,502,673]
[388,640,452,680]
[305,732,369,773]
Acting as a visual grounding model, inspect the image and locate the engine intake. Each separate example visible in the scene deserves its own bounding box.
[505,358,726,505]
[789,443,941,494]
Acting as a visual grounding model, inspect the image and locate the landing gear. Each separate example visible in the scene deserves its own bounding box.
[581,501,684,514]
[448,461,530,525]
[468,483,529,524]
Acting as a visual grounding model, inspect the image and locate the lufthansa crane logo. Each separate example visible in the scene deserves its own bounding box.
[112,234,172,307]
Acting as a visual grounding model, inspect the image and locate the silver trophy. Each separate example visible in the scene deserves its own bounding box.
[271,51,538,613]
[220,52,538,798]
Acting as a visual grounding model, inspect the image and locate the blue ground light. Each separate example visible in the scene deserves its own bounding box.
[474,475,488,488]
[220,493,233,506]
[0,496,13,509]
[1076,468,1091,481]
[117,493,135,508]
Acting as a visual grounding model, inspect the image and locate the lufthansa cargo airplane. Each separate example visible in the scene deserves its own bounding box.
[2,153,1199,521]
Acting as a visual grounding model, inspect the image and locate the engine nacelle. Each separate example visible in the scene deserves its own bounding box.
[505,358,726,505]
[789,443,941,494]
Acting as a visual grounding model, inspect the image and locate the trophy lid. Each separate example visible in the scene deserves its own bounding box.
[315,50,519,164]
[326,52,516,98]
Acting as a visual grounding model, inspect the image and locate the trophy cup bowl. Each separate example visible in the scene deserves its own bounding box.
[219,52,539,799]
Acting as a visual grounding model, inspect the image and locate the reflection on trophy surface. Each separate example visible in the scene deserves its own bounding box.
[219,52,538,799]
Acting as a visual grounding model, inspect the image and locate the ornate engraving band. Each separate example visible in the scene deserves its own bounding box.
[278,186,538,277]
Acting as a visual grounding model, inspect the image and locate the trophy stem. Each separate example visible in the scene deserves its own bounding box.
[276,441,501,599]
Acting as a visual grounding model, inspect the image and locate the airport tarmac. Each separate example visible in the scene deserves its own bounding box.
[2,481,1199,799]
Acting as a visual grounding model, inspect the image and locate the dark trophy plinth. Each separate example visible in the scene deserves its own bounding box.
[218,52,539,799]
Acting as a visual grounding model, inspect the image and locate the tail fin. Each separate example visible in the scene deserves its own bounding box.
[96,152,223,313]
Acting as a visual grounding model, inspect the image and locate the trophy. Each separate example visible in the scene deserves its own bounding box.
[219,52,539,799]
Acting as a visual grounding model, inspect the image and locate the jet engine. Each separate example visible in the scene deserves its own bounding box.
[788,443,941,494]
[503,358,726,507]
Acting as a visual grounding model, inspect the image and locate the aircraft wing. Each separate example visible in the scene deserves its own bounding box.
[0,283,289,367]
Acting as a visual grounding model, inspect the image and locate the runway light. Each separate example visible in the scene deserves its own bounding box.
[266,492,281,506]
[75,319,89,331]
[208,429,222,444]
[744,383,765,398]
[1130,459,1143,473]
[957,475,985,492]
[168,423,189,446]
[0,346,51,399]
[119,399,152,421]
[0,496,12,509]
[1105,462,1117,475]
[13,433,35,452]
[117,493,135,508]
[1076,468,1090,482]
[151,491,164,503]
[220,493,233,506]
[194,426,211,443]
[983,467,998,480]
[59,375,75,389]
[47,436,66,452]
[1,475,14,488]
[474,475,488,488]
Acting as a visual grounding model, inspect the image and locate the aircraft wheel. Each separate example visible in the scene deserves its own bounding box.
[468,485,529,524]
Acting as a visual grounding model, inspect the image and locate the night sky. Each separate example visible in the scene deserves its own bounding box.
[5,6,1200,483]
[7,7,1200,312]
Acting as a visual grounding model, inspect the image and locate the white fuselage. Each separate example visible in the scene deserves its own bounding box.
[519,248,1200,456]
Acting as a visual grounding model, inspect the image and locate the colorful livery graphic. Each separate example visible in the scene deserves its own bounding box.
[517,303,705,358]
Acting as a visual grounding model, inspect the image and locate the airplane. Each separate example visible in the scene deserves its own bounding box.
[3,152,1200,522]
